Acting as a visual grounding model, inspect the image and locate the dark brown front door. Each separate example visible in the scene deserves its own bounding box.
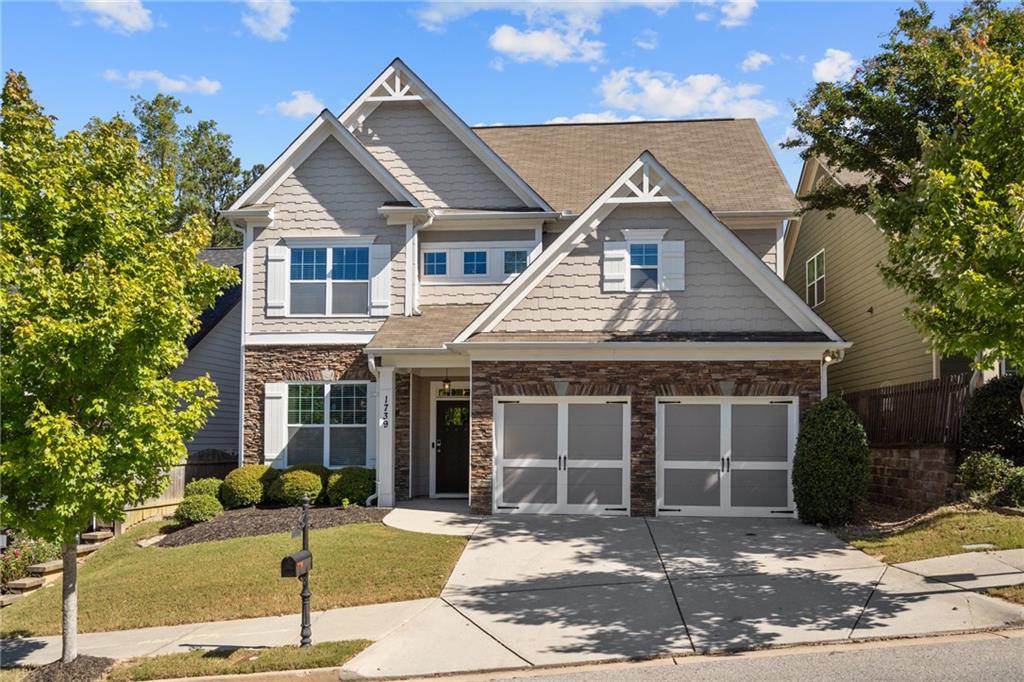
[435,401,469,495]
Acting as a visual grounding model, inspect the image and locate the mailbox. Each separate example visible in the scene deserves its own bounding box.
[281,549,312,578]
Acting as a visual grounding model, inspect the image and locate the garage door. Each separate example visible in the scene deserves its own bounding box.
[656,397,797,517]
[494,397,630,515]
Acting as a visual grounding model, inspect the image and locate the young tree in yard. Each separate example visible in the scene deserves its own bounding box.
[0,72,238,662]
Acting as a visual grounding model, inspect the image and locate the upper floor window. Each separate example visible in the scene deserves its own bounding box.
[805,249,825,308]
[289,246,369,316]
[504,249,528,275]
[463,251,487,276]
[629,243,659,291]
[424,251,447,276]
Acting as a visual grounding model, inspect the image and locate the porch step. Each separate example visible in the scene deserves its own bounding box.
[27,559,63,577]
[76,542,103,557]
[0,593,23,608]
[81,530,113,543]
[7,576,45,594]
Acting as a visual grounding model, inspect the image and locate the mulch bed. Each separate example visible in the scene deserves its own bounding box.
[158,506,389,548]
[24,655,113,682]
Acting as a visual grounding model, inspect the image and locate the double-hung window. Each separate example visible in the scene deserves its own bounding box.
[629,243,659,291]
[289,246,370,315]
[463,250,487,276]
[805,249,825,307]
[287,383,368,468]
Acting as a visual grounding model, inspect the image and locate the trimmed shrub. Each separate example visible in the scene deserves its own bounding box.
[268,469,323,506]
[996,468,1024,507]
[963,374,1024,466]
[327,468,376,507]
[174,494,223,524]
[221,465,280,508]
[285,464,331,504]
[792,395,871,526]
[184,477,223,500]
[958,451,1014,495]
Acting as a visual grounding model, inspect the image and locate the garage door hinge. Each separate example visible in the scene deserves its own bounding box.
[497,400,520,404]
[770,509,795,514]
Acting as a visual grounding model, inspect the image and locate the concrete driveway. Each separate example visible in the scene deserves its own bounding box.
[347,513,1024,677]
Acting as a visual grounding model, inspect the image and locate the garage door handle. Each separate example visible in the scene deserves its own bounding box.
[726,457,731,473]
[721,458,725,472]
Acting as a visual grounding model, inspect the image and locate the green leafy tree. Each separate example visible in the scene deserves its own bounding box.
[0,72,238,662]
[132,93,190,176]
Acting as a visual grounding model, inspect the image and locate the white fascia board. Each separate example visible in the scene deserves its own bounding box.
[228,111,419,211]
[449,341,851,362]
[367,351,471,369]
[245,332,376,346]
[339,59,553,212]
[221,206,274,222]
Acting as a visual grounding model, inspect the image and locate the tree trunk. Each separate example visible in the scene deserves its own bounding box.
[61,542,78,663]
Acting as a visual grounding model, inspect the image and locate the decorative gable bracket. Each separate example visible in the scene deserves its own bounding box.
[607,161,676,204]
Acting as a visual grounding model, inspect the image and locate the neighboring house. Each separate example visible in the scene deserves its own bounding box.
[222,59,847,518]
[170,247,243,457]
[783,158,972,395]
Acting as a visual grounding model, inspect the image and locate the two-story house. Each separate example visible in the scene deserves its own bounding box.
[222,59,847,518]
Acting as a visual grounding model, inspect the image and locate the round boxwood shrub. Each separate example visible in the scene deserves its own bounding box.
[996,468,1024,507]
[958,451,1014,495]
[327,468,376,507]
[175,494,223,524]
[792,395,871,526]
[963,374,1024,466]
[285,464,331,504]
[268,469,323,506]
[221,465,280,508]
[184,477,223,500]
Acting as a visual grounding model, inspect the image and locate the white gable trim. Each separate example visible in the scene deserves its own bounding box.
[456,152,842,343]
[227,110,419,211]
[339,59,552,212]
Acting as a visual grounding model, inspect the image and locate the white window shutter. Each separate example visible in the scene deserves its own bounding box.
[661,241,685,291]
[365,381,378,469]
[266,246,288,317]
[602,241,628,292]
[263,383,288,467]
[369,244,391,317]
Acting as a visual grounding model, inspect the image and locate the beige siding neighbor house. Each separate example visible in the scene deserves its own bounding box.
[221,59,847,519]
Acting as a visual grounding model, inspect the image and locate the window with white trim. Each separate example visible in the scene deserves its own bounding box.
[289,246,369,316]
[463,250,487,276]
[423,251,447,276]
[805,249,825,308]
[287,383,368,468]
[504,249,528,274]
[629,243,659,291]
[420,241,537,285]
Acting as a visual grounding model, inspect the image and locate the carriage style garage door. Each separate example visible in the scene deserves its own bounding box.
[494,397,630,515]
[656,397,798,517]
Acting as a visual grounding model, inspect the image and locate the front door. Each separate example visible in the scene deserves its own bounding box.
[434,400,469,495]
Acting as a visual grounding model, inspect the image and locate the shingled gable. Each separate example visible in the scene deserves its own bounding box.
[455,151,843,343]
[338,58,552,211]
[226,109,420,211]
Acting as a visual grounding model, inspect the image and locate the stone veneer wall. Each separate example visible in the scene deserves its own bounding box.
[394,372,411,502]
[242,346,372,464]
[470,360,821,516]
[868,447,958,510]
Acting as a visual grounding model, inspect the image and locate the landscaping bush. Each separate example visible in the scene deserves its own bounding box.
[958,451,1014,496]
[326,468,376,507]
[792,395,871,526]
[221,465,280,508]
[962,374,1024,466]
[996,468,1024,508]
[268,470,323,506]
[1,534,61,592]
[184,477,223,500]
[174,494,223,524]
[285,464,331,504]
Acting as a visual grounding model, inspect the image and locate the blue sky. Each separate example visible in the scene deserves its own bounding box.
[3,1,966,189]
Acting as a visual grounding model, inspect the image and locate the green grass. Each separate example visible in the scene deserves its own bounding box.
[843,509,1024,564]
[988,584,1024,606]
[1,520,465,637]
[105,641,370,681]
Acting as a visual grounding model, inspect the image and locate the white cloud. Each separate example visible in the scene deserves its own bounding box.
[692,0,757,28]
[634,29,659,50]
[242,0,295,41]
[741,50,771,72]
[489,24,603,64]
[599,67,778,120]
[274,90,324,118]
[103,69,221,95]
[66,1,153,33]
[813,48,858,82]
[546,111,646,124]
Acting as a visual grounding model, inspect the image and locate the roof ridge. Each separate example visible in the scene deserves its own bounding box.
[473,117,742,130]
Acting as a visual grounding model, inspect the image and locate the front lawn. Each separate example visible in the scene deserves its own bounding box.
[1,519,465,637]
[106,641,369,681]
[841,507,1024,564]
[988,585,1024,606]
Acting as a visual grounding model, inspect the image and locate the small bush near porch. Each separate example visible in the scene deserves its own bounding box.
[1,520,465,637]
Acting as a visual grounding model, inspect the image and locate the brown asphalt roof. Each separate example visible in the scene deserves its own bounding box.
[473,119,799,215]
[466,331,830,344]
[366,304,487,350]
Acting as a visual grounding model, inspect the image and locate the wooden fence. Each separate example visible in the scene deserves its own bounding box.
[842,373,973,448]
[119,452,236,530]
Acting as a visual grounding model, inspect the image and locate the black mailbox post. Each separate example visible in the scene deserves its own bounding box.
[281,495,313,647]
